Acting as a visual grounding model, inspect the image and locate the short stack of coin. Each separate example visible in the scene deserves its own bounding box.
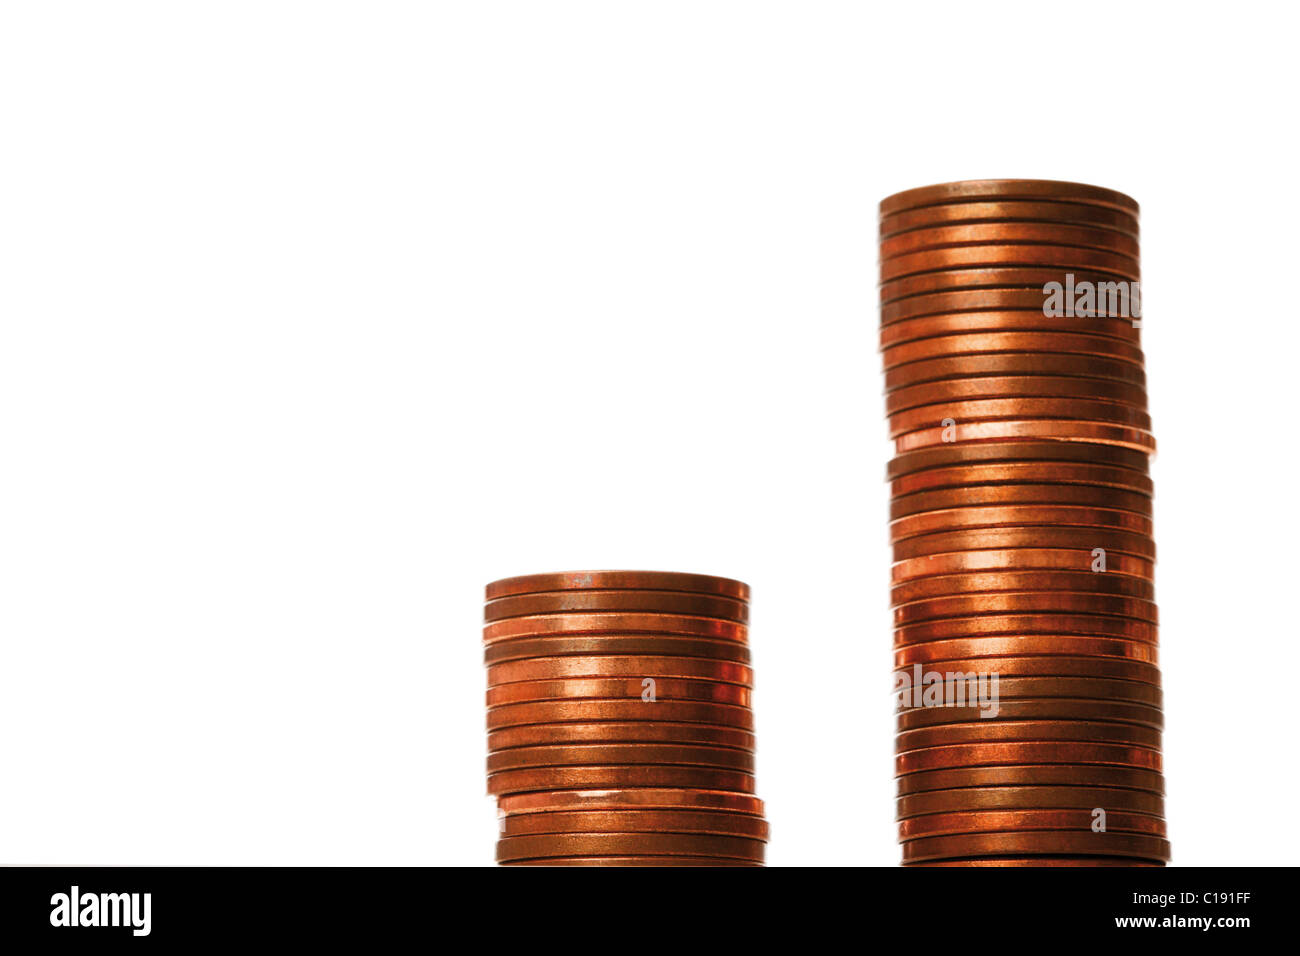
[879,180,1169,866]
[483,570,767,866]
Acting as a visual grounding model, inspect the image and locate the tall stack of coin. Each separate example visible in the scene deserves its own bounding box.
[483,570,767,866]
[879,181,1168,866]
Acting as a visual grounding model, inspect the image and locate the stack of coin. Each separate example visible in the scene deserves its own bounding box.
[483,570,767,866]
[879,180,1169,866]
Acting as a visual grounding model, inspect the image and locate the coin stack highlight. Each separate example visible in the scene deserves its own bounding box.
[879,180,1168,866]
[483,570,767,866]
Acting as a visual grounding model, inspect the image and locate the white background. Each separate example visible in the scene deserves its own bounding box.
[2,2,1296,866]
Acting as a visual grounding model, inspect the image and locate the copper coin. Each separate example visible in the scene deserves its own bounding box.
[895,720,1161,752]
[881,313,1143,351]
[499,810,770,840]
[893,527,1155,560]
[887,439,1150,480]
[892,550,1155,583]
[891,571,1155,604]
[897,615,1158,647]
[894,468,1149,504]
[891,506,1153,541]
[897,764,1165,796]
[487,721,757,752]
[904,675,1160,706]
[893,593,1158,626]
[881,280,1142,324]
[892,483,1152,517]
[885,396,1151,430]
[484,591,749,624]
[893,655,1161,685]
[901,831,1169,864]
[895,637,1159,668]
[487,743,755,774]
[879,200,1139,240]
[906,857,1160,867]
[486,678,751,708]
[483,613,747,644]
[880,222,1140,260]
[497,788,765,817]
[487,765,756,797]
[882,332,1143,370]
[885,353,1146,391]
[483,635,752,665]
[895,420,1156,454]
[486,656,753,687]
[485,570,750,601]
[888,399,1152,439]
[886,375,1148,414]
[496,832,766,863]
[504,856,763,867]
[486,699,754,731]
[895,698,1163,730]
[896,614,1158,646]
[898,808,1164,840]
[879,180,1139,217]
[881,245,1139,284]
[897,786,1165,819]
[896,742,1162,774]
[881,267,1139,305]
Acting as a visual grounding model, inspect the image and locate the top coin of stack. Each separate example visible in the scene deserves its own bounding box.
[483,570,768,866]
[879,180,1169,866]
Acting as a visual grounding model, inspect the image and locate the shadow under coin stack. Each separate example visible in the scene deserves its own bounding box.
[879,180,1169,866]
[482,571,767,866]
